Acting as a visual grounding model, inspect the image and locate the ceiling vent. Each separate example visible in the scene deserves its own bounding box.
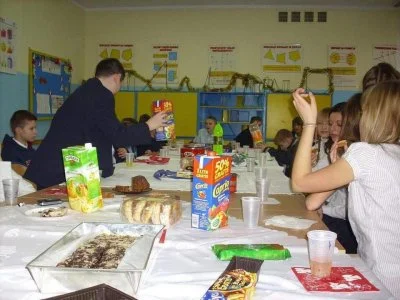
[304,11,314,22]
[291,11,301,22]
[278,11,288,22]
[318,12,327,22]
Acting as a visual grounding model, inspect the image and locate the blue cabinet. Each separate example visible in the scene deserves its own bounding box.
[198,92,266,141]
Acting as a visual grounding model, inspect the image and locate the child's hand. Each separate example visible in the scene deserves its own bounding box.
[292,88,317,124]
[144,149,152,155]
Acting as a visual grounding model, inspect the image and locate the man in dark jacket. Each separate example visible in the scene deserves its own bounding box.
[24,58,166,189]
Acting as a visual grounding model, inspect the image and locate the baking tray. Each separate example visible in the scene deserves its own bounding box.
[43,283,138,300]
[26,222,163,296]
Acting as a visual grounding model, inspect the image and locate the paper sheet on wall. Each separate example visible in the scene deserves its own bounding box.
[152,44,179,84]
[36,93,51,114]
[0,161,12,201]
[0,17,17,75]
[328,45,357,88]
[51,94,64,114]
[208,45,236,86]
[41,58,61,75]
[99,44,134,71]
[373,45,400,69]
[262,44,302,73]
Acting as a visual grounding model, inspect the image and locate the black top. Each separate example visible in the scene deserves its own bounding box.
[136,138,167,157]
[234,128,253,148]
[1,134,36,166]
[24,78,152,188]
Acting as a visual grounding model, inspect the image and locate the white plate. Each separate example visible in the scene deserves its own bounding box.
[24,206,72,220]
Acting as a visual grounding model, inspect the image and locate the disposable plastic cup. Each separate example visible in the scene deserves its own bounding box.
[255,178,270,202]
[259,153,269,167]
[160,148,168,157]
[2,179,19,206]
[254,148,262,162]
[243,145,249,155]
[246,157,255,172]
[125,153,135,167]
[241,196,261,228]
[254,166,268,180]
[307,230,337,278]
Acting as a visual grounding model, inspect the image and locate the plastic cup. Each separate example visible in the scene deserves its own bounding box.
[259,153,269,167]
[2,179,19,206]
[307,230,337,278]
[241,196,261,228]
[246,157,255,172]
[254,148,262,162]
[160,148,168,157]
[125,153,135,167]
[243,145,249,155]
[255,178,270,202]
[254,166,268,180]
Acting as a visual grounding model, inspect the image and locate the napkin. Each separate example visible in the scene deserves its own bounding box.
[264,215,317,230]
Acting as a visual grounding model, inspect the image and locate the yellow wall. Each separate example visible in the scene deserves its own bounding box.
[84,8,400,90]
[0,0,85,83]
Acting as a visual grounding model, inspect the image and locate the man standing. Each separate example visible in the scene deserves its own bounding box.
[24,58,166,189]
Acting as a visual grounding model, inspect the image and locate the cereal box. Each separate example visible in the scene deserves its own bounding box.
[152,99,175,141]
[62,143,103,213]
[191,154,232,230]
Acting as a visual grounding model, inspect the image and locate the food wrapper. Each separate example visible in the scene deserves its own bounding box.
[121,196,182,227]
[212,244,291,261]
[201,256,263,300]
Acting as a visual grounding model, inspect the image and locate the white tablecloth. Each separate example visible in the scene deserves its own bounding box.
[101,155,293,194]
[0,201,394,300]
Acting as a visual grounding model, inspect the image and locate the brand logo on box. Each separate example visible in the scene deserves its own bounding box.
[215,158,230,181]
[195,182,208,189]
[212,180,230,198]
[65,155,79,163]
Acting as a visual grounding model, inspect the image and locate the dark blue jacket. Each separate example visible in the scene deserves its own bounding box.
[24,78,152,188]
[1,134,36,166]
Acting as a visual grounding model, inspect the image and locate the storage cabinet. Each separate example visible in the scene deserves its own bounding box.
[198,92,266,141]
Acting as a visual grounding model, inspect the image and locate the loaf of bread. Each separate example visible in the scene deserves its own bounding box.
[121,197,182,227]
[131,175,150,192]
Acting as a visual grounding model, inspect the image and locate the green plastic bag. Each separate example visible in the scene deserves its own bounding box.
[212,244,291,261]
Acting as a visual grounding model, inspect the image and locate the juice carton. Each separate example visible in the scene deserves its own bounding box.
[152,99,175,141]
[192,154,232,230]
[62,143,103,213]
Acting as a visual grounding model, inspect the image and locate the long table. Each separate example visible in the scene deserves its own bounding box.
[0,157,393,299]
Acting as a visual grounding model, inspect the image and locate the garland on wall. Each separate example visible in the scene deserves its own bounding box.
[299,67,334,94]
[117,67,334,94]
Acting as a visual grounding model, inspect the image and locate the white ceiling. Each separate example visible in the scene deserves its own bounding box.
[71,0,400,10]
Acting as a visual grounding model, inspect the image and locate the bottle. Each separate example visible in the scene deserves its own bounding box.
[212,123,224,155]
[249,123,263,147]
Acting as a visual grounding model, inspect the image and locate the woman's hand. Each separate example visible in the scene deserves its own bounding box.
[116,147,128,158]
[292,88,318,124]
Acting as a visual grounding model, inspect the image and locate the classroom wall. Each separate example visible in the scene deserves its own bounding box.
[0,0,85,141]
[84,8,400,99]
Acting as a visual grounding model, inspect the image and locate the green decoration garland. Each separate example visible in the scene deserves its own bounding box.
[299,67,334,94]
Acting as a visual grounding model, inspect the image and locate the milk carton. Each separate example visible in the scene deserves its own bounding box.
[192,154,232,230]
[62,143,103,213]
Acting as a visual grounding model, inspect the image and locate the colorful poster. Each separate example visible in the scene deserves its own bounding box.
[208,45,236,85]
[373,45,400,68]
[99,44,134,70]
[328,45,357,88]
[0,17,17,74]
[152,44,179,84]
[262,44,302,73]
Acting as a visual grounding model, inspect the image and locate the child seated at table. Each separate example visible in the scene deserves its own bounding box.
[291,81,400,297]
[136,114,167,156]
[193,115,216,145]
[311,107,330,169]
[265,129,294,177]
[114,117,138,163]
[1,110,37,167]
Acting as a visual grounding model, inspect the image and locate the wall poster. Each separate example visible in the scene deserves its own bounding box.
[0,17,17,74]
[262,44,303,73]
[328,45,357,88]
[373,45,399,69]
[208,45,236,86]
[152,44,179,84]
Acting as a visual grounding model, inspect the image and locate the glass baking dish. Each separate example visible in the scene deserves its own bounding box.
[26,222,164,296]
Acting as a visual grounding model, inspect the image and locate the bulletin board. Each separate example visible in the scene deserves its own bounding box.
[29,48,72,120]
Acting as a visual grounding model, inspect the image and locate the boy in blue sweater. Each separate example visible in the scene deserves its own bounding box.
[1,110,37,166]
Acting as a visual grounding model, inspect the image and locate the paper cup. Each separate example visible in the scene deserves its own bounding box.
[2,179,19,206]
[307,230,337,278]
[241,196,261,228]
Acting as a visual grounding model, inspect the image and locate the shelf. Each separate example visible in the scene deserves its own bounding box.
[199,106,263,109]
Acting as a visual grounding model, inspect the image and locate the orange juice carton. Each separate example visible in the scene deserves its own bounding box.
[192,154,232,230]
[62,143,103,213]
[152,99,175,141]
[249,123,263,147]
